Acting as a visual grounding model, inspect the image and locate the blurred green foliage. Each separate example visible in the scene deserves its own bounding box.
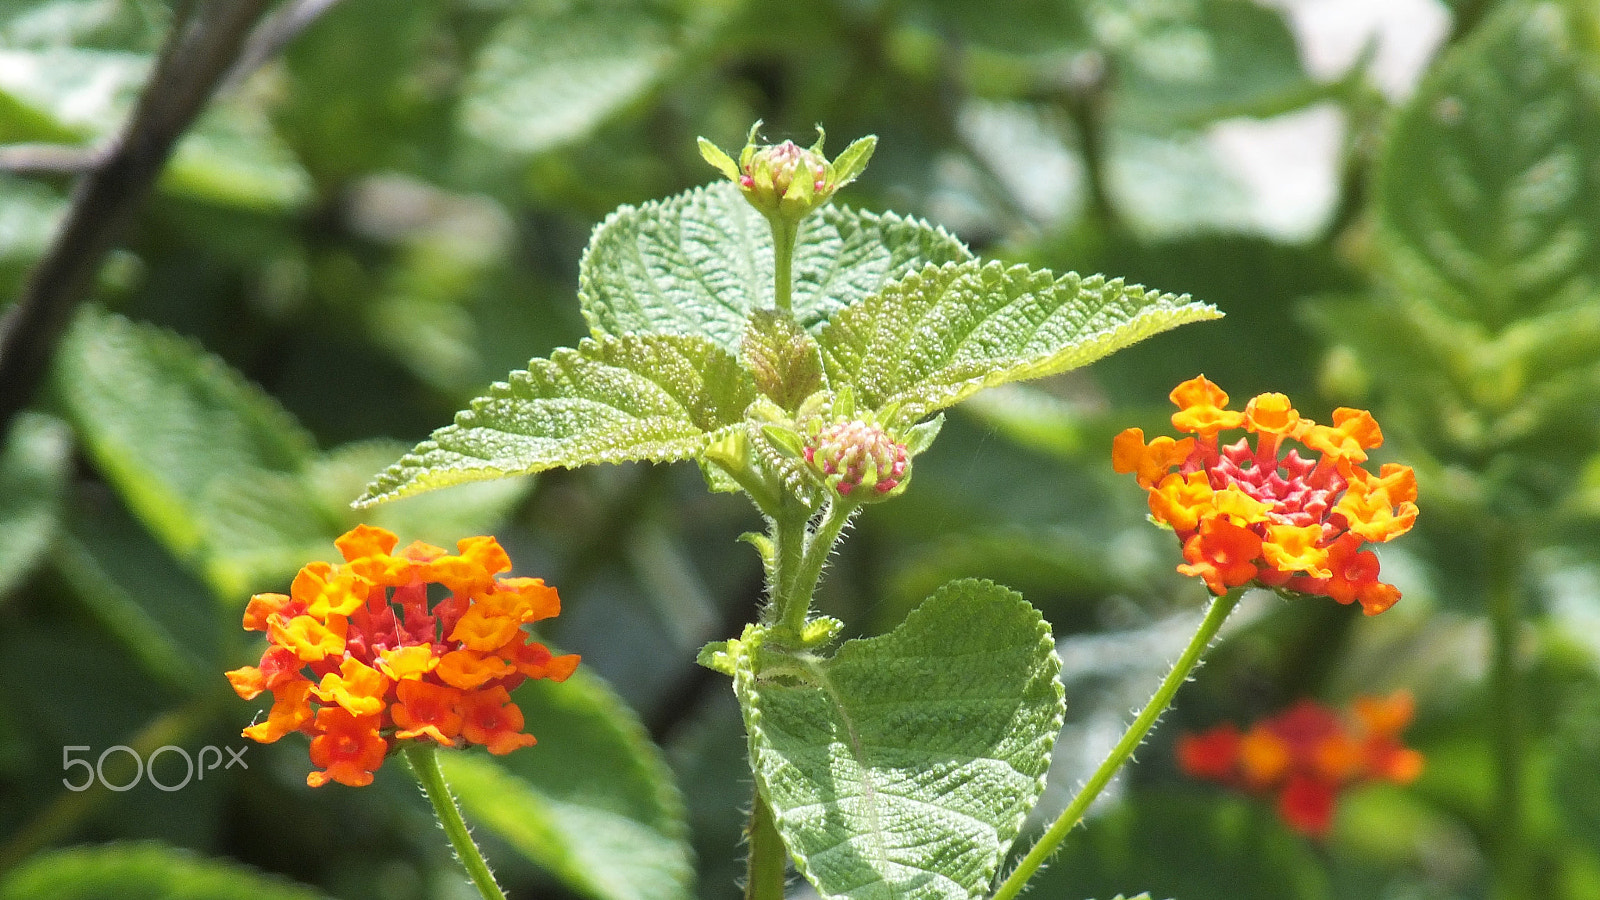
[3,0,1600,899]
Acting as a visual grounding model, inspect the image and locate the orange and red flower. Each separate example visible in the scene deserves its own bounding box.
[1176,692,1424,837]
[1114,376,1418,614]
[227,525,579,787]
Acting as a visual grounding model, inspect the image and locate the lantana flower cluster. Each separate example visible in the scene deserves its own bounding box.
[804,418,910,498]
[226,525,578,787]
[1177,693,1424,837]
[1114,375,1418,614]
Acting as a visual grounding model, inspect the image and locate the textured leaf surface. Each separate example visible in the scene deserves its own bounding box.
[737,579,1063,900]
[357,333,756,504]
[742,308,825,410]
[54,308,326,599]
[0,842,333,900]
[579,182,971,352]
[819,260,1219,422]
[461,0,687,155]
[1377,2,1600,325]
[443,670,693,900]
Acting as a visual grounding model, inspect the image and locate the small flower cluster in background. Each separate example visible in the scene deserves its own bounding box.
[226,526,578,787]
[1114,375,1418,613]
[1177,693,1424,837]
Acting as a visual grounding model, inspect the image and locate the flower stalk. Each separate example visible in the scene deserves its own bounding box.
[991,586,1246,900]
[1486,519,1531,900]
[405,743,507,900]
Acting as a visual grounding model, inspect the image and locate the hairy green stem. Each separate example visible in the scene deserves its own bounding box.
[780,499,857,635]
[991,587,1245,900]
[404,744,506,900]
[1486,525,1530,900]
[768,497,811,629]
[745,790,788,900]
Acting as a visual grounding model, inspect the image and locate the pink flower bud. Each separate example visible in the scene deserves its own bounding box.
[804,419,909,499]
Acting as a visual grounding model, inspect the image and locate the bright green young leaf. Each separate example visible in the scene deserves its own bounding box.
[819,260,1219,424]
[53,307,328,599]
[461,0,689,155]
[0,841,334,900]
[356,333,757,505]
[735,579,1064,900]
[442,670,693,900]
[0,412,71,598]
[1376,1,1600,326]
[578,182,971,352]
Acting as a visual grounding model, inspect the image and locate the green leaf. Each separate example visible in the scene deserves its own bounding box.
[1376,1,1600,326]
[0,174,67,269]
[578,182,971,352]
[819,260,1219,423]
[53,489,220,689]
[0,47,146,142]
[309,440,532,543]
[741,309,825,411]
[0,841,334,900]
[735,579,1064,900]
[0,412,71,598]
[356,333,757,505]
[1103,0,1317,130]
[461,0,684,155]
[442,669,693,900]
[163,94,314,212]
[53,307,327,599]
[917,0,1091,57]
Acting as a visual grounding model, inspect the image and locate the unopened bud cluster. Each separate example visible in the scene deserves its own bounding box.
[743,141,828,207]
[699,122,876,226]
[804,419,908,498]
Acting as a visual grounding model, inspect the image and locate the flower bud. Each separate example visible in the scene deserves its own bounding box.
[699,121,877,226]
[803,418,909,500]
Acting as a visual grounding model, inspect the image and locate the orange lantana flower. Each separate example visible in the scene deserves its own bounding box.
[227,525,579,787]
[1114,376,1417,614]
[1176,692,1424,838]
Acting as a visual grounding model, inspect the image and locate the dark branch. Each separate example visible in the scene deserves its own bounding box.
[0,0,276,444]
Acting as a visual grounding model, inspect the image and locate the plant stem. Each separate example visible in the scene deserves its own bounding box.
[767,496,811,629]
[770,215,798,315]
[404,744,507,900]
[745,790,788,900]
[990,587,1245,900]
[780,499,856,635]
[1486,523,1530,900]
